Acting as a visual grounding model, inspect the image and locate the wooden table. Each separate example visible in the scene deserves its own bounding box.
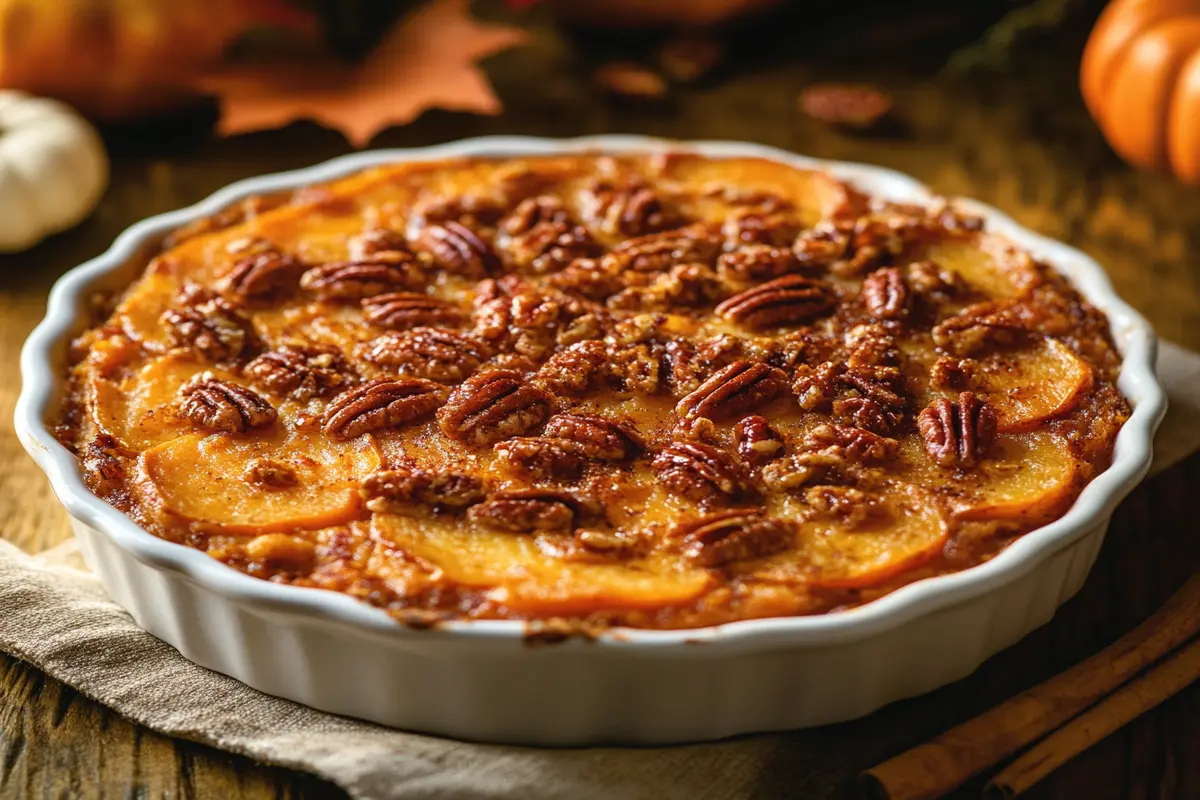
[1,3,1198,798]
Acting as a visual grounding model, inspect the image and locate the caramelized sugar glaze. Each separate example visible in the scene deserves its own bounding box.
[59,154,1129,629]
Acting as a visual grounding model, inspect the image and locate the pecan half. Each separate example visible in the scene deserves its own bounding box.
[793,362,907,434]
[861,267,909,321]
[437,369,552,445]
[536,340,662,396]
[218,250,305,303]
[494,437,587,480]
[605,224,721,272]
[652,442,752,506]
[670,510,794,567]
[348,228,412,260]
[715,275,836,329]
[804,423,899,464]
[299,259,423,300]
[930,356,975,391]
[502,196,570,235]
[932,298,1073,356]
[581,179,679,237]
[506,222,600,274]
[360,468,484,513]
[723,209,802,248]
[244,345,350,401]
[416,222,498,277]
[178,373,277,433]
[357,328,490,384]
[362,292,464,330]
[161,298,248,362]
[543,413,642,460]
[734,415,784,465]
[716,245,800,283]
[917,391,997,468]
[244,458,299,489]
[570,529,648,562]
[547,257,627,301]
[676,360,787,421]
[793,222,852,269]
[322,378,447,441]
[468,489,593,533]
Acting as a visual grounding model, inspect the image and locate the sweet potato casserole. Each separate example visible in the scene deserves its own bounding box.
[58,154,1130,629]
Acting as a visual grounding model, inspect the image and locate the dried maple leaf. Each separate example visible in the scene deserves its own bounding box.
[196,0,528,147]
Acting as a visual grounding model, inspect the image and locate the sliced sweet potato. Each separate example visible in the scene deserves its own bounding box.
[372,516,709,614]
[919,233,1036,302]
[796,486,950,590]
[955,431,1080,523]
[973,338,1094,432]
[661,155,860,224]
[88,354,211,449]
[139,428,380,534]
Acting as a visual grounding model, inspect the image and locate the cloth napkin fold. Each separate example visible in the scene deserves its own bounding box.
[3,342,1199,800]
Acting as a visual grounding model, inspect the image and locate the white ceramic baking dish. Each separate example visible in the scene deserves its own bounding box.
[15,136,1166,745]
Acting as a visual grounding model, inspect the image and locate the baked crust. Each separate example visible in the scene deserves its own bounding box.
[59,153,1130,629]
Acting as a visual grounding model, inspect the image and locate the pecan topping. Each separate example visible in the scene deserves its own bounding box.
[360,468,484,513]
[802,486,886,528]
[793,362,907,434]
[494,437,587,480]
[716,245,800,283]
[468,489,593,533]
[299,259,423,300]
[536,340,661,396]
[723,209,802,248]
[161,298,248,362]
[417,222,498,277]
[544,413,642,460]
[793,222,852,269]
[917,391,997,468]
[410,195,504,230]
[734,415,784,465]
[676,360,787,421]
[218,250,305,303]
[244,345,350,400]
[437,369,552,445]
[930,356,975,390]
[906,260,961,300]
[177,373,277,433]
[805,423,899,464]
[861,267,909,321]
[605,224,721,272]
[570,529,648,562]
[547,257,627,301]
[244,458,299,489]
[322,378,447,441]
[506,222,600,274]
[670,510,794,567]
[652,442,753,506]
[715,275,836,329]
[932,298,1073,356]
[581,179,679,237]
[357,328,490,384]
[362,292,464,330]
[472,279,589,359]
[348,228,411,260]
[502,196,569,235]
[673,415,719,444]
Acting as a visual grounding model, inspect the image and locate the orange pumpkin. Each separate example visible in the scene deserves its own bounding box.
[547,0,782,29]
[1081,0,1200,182]
[0,0,314,121]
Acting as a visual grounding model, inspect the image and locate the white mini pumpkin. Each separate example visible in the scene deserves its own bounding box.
[0,91,108,252]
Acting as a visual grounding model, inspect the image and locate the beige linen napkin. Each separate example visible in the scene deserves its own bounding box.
[2,342,1199,800]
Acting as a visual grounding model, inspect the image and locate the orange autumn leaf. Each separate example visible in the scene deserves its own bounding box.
[196,0,528,147]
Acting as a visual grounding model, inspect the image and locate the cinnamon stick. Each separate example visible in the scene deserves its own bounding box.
[858,573,1200,800]
[984,634,1200,799]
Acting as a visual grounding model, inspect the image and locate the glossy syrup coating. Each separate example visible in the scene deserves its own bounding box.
[59,154,1130,629]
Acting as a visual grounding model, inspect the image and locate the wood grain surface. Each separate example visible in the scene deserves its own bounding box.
[1,3,1198,798]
